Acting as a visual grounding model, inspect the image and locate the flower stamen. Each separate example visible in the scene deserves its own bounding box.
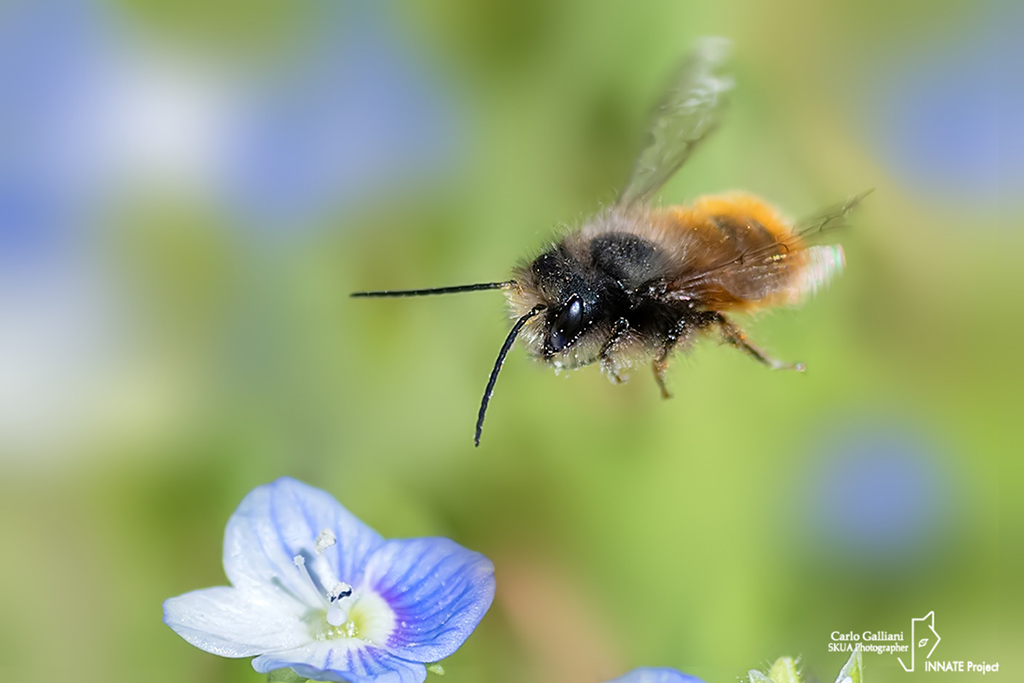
[329,582,353,602]
[293,555,331,609]
[314,529,337,554]
[326,582,354,627]
[292,556,364,632]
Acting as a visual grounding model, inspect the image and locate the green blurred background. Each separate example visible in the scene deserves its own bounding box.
[1,0,1020,682]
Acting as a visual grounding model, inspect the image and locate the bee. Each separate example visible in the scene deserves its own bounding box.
[353,39,867,446]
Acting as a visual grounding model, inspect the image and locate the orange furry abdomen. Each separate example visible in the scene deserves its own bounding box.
[653,194,814,312]
[663,194,798,246]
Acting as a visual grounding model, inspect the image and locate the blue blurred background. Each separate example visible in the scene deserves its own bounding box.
[0,1,1020,682]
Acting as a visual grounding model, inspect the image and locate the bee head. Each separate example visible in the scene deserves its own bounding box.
[509,245,618,365]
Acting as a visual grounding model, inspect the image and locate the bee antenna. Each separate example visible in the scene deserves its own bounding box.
[475,304,545,447]
[351,281,515,298]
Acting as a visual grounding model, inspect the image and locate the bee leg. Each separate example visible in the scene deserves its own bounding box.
[652,356,672,399]
[599,317,631,383]
[652,318,689,399]
[710,313,805,371]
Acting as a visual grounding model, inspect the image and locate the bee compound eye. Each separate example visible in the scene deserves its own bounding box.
[549,296,584,353]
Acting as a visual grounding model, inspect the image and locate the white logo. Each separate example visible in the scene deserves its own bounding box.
[897,610,941,672]
[828,610,1001,675]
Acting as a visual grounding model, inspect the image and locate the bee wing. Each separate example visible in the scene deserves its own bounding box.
[791,189,873,238]
[666,243,844,310]
[717,244,844,305]
[617,38,733,208]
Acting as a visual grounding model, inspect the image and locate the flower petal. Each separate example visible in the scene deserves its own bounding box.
[606,668,707,683]
[224,477,385,601]
[361,538,495,663]
[253,641,426,683]
[163,586,309,657]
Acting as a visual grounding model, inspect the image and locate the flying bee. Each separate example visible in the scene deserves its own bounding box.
[353,39,868,446]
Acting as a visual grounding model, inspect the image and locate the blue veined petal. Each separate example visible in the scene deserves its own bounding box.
[224,477,385,602]
[253,641,426,683]
[361,538,495,663]
[606,669,707,683]
[166,479,494,682]
[162,585,309,657]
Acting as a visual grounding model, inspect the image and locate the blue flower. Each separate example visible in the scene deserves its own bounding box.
[163,477,495,683]
[606,669,706,683]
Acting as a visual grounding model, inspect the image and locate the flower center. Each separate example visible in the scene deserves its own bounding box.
[291,532,396,646]
[317,589,395,643]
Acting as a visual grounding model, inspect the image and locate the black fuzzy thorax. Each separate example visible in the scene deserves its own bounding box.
[528,230,701,359]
